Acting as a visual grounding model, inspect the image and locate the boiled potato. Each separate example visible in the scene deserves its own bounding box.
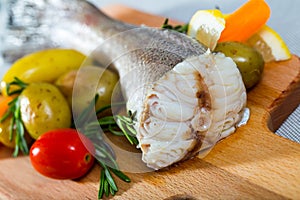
[214,42,264,89]
[55,66,119,116]
[55,69,77,104]
[19,83,71,139]
[0,115,33,149]
[0,115,16,148]
[1,49,86,95]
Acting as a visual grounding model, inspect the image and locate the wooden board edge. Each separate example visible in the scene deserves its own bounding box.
[268,56,300,131]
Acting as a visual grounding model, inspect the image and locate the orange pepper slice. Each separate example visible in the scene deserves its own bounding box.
[219,0,271,42]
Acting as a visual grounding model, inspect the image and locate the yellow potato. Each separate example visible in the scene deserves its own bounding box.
[55,66,119,116]
[19,82,72,139]
[0,115,16,148]
[1,49,86,95]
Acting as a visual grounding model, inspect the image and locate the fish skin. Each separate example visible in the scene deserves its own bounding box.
[5,0,207,111]
[72,7,209,116]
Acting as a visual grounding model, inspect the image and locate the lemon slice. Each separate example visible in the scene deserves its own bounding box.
[246,25,291,62]
[187,10,225,50]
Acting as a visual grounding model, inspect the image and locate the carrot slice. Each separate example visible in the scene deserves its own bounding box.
[219,0,271,42]
[0,96,14,117]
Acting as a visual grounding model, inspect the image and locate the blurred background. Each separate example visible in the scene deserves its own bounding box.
[89,0,300,56]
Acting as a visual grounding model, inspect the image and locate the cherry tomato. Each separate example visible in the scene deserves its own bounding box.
[30,128,95,180]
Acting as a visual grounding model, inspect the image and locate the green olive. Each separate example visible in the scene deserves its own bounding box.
[55,66,119,116]
[214,42,264,89]
[19,83,72,139]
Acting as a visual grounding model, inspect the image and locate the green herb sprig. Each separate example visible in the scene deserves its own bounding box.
[76,94,138,199]
[97,110,138,146]
[0,77,29,157]
[162,18,189,34]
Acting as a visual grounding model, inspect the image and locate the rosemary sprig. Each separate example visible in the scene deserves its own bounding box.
[0,77,29,156]
[84,124,131,199]
[5,77,28,96]
[162,18,189,34]
[115,112,138,145]
[76,94,137,198]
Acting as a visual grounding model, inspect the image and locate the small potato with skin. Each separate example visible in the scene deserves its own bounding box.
[19,83,71,139]
[0,116,16,148]
[55,66,119,116]
[0,96,33,148]
[1,49,86,96]
[0,115,33,148]
[215,42,264,89]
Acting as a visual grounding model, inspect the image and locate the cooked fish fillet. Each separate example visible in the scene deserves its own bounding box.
[137,52,246,169]
[11,0,248,170]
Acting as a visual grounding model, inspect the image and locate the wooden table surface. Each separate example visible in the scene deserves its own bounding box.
[0,5,299,200]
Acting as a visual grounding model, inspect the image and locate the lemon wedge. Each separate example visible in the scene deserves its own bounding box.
[246,25,291,62]
[187,10,225,50]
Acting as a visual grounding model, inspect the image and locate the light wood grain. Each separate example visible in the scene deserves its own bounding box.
[0,4,299,200]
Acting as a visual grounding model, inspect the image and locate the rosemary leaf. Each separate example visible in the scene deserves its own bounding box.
[13,131,20,157]
[16,119,24,136]
[110,186,116,196]
[95,149,107,159]
[20,136,28,154]
[110,168,131,183]
[129,110,137,121]
[162,18,169,26]
[12,144,19,157]
[117,115,132,124]
[116,118,135,145]
[104,167,118,192]
[128,136,139,146]
[101,142,117,160]
[104,179,109,197]
[9,117,14,141]
[108,125,124,136]
[98,116,117,125]
[95,135,117,155]
[96,147,118,169]
[126,124,137,136]
[15,118,28,154]
[0,109,11,123]
[98,169,105,199]
[161,18,189,34]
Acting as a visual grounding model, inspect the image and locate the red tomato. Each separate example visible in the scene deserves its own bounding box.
[30,128,95,180]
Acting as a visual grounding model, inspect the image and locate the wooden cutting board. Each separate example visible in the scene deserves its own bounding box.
[0,5,299,200]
